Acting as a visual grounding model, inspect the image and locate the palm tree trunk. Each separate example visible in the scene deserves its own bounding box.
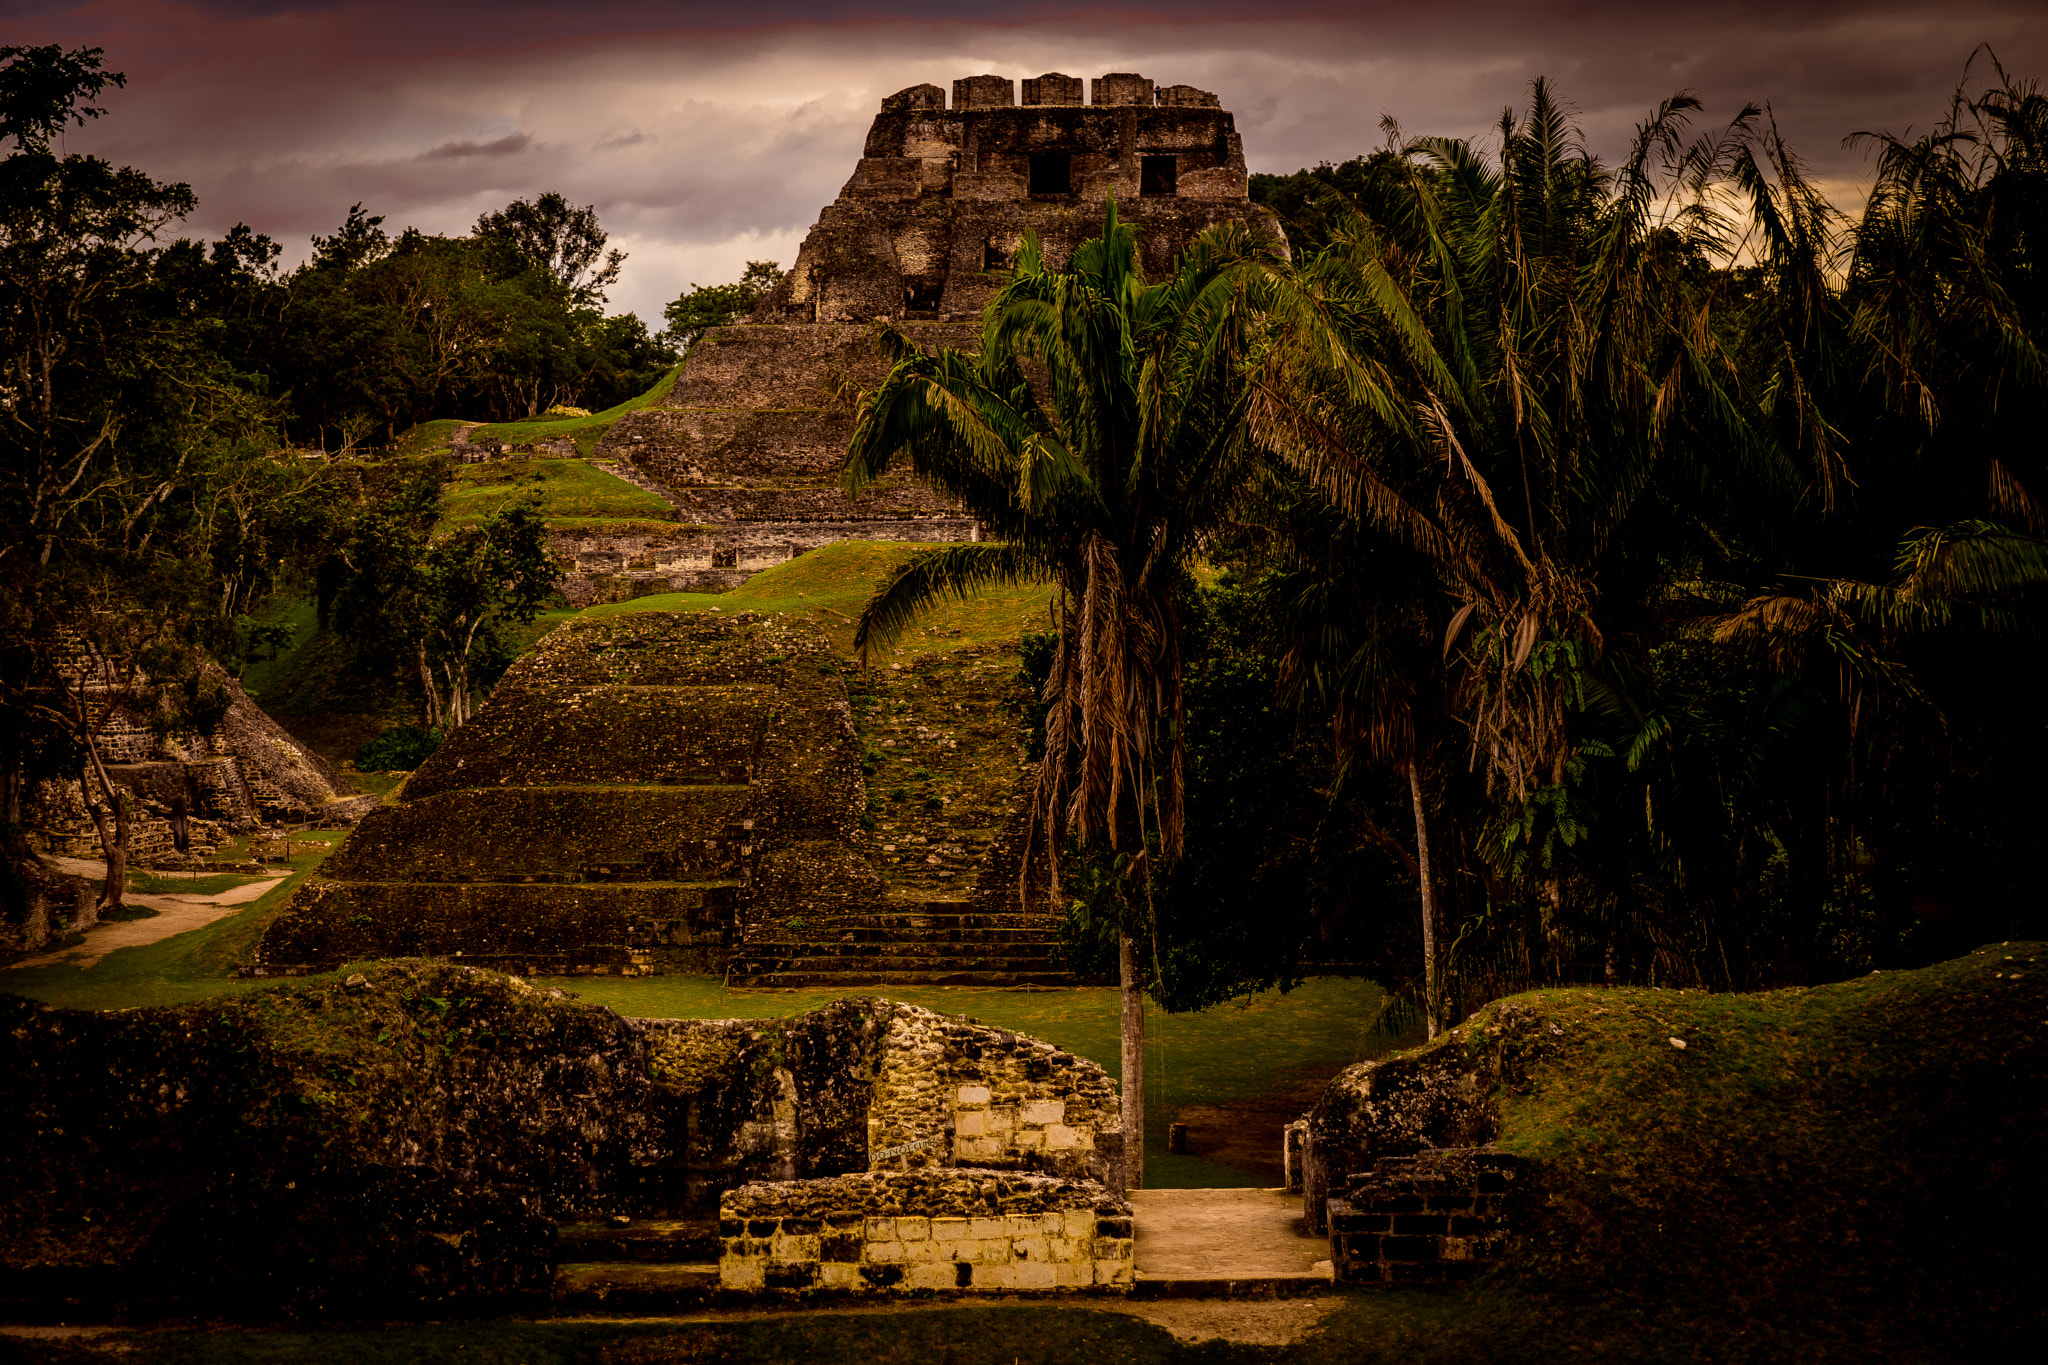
[1120,929,1144,1191]
[1408,763,1440,1039]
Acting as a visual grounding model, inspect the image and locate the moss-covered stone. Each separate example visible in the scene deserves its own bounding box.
[258,611,870,974]
[0,970,1124,1319]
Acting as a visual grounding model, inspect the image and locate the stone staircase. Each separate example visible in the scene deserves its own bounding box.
[552,1217,721,1312]
[726,896,1068,988]
[725,647,1083,989]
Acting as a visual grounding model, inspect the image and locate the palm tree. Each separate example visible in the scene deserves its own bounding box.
[842,199,1284,1186]
[1250,82,1777,1026]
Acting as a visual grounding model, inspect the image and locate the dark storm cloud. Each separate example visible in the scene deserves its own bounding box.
[12,1,2045,322]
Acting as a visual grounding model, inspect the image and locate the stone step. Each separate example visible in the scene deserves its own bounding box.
[1129,1267,1335,1299]
[737,949,1060,971]
[782,925,1059,946]
[732,968,1078,988]
[558,1219,720,1263]
[803,910,1061,931]
[551,1261,719,1311]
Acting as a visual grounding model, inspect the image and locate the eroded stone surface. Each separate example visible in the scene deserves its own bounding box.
[582,72,1287,597]
[719,1170,1131,1294]
[0,969,1118,1316]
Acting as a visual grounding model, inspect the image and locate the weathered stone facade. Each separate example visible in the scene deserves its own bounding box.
[589,71,1284,589]
[718,1171,1131,1293]
[1298,1006,1530,1234]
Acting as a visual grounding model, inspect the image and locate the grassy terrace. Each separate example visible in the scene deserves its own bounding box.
[463,364,683,457]
[441,455,673,526]
[585,538,1058,658]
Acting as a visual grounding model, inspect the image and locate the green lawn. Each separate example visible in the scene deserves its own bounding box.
[442,456,672,527]
[584,538,1057,658]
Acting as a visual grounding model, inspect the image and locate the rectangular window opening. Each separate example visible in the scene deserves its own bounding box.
[983,241,1009,271]
[1141,155,1178,197]
[904,277,944,311]
[1028,153,1072,196]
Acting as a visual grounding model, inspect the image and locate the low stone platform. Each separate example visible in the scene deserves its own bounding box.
[1127,1187,1333,1299]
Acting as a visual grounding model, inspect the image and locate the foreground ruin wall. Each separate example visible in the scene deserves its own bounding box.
[0,966,1117,1316]
[589,71,1285,591]
[257,611,870,976]
[719,1171,1131,1293]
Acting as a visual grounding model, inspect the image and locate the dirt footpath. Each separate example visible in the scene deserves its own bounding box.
[4,858,286,970]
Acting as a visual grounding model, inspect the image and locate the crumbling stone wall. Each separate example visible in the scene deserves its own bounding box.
[1326,1149,1520,1286]
[1298,1004,1538,1232]
[0,968,1122,1317]
[718,1171,1131,1293]
[867,1006,1122,1187]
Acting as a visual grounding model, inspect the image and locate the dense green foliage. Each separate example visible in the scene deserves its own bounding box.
[858,62,2048,1026]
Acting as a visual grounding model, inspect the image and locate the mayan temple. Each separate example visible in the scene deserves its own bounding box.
[580,71,1286,592]
[257,73,1287,983]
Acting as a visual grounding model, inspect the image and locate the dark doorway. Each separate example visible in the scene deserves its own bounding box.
[1029,153,1072,195]
[983,240,1009,271]
[904,276,944,311]
[1141,155,1178,197]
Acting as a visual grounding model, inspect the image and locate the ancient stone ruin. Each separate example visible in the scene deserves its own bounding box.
[558,72,1284,599]
[0,965,1123,1315]
[258,611,1066,985]
[7,651,375,956]
[24,659,374,868]
[718,1171,1132,1294]
[1293,1003,1536,1286]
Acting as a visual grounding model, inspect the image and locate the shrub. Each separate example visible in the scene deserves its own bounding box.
[354,727,442,772]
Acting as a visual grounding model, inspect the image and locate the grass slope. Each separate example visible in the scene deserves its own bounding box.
[465,364,683,455]
[1305,941,2048,1361]
[585,538,1057,657]
[442,456,672,527]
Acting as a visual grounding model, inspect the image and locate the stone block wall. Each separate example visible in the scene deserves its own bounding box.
[866,1005,1123,1189]
[1326,1149,1520,1285]
[719,1171,1132,1293]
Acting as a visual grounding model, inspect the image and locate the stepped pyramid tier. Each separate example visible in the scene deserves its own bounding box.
[23,655,376,864]
[588,71,1286,593]
[258,611,873,976]
[259,612,1076,985]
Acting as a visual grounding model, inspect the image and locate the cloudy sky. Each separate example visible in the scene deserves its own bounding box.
[11,1,2045,326]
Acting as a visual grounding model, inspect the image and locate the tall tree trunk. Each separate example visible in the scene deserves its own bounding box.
[81,747,126,912]
[1409,763,1441,1039]
[1119,930,1145,1191]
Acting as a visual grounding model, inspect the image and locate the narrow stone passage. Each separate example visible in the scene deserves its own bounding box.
[1126,1187,1333,1298]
